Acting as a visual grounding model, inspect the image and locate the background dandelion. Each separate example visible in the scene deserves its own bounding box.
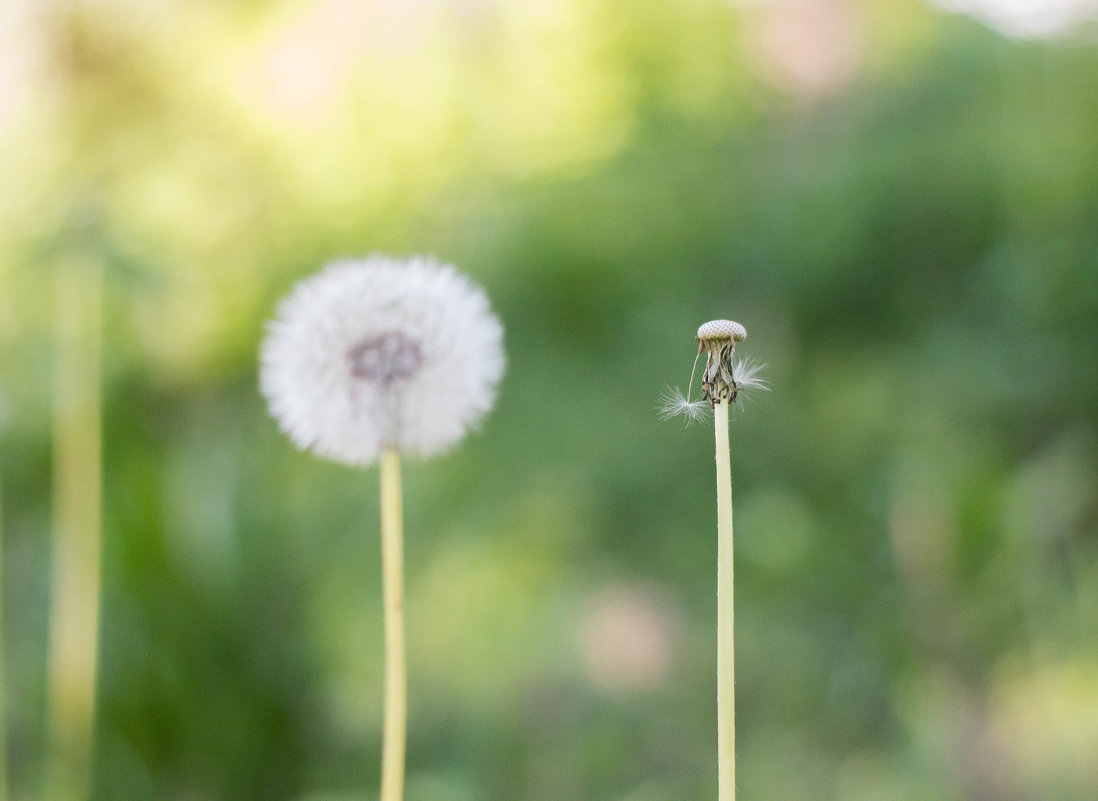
[261,255,504,801]
[260,255,504,466]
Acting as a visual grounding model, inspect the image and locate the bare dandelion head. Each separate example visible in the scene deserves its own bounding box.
[696,319,747,405]
[661,319,767,420]
[260,255,505,467]
[696,319,746,343]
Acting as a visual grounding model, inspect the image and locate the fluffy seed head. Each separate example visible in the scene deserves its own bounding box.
[696,319,746,342]
[260,255,505,466]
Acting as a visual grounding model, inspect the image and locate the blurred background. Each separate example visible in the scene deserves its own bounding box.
[2,0,1098,799]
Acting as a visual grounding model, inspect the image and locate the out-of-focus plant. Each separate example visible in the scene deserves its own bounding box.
[0,389,8,801]
[260,256,504,800]
[45,251,103,801]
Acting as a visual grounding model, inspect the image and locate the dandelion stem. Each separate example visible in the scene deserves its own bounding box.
[0,451,7,801]
[46,256,102,801]
[714,398,735,801]
[379,448,406,801]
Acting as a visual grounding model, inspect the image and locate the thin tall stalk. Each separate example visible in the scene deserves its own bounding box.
[46,256,103,801]
[714,398,735,801]
[0,451,7,801]
[379,448,406,801]
[665,321,759,801]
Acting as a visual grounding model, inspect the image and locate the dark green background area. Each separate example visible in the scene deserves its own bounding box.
[1,1,1097,799]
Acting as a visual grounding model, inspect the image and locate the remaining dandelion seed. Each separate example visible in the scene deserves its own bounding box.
[729,356,770,398]
[260,254,505,801]
[260,255,505,466]
[658,386,707,422]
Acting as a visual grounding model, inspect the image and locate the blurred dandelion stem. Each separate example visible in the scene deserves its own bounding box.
[714,398,736,801]
[0,451,7,801]
[379,448,406,801]
[46,256,102,801]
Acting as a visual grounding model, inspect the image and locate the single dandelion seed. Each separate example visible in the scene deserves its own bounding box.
[658,386,706,423]
[728,355,771,408]
[729,355,768,393]
[663,319,767,801]
[260,255,505,801]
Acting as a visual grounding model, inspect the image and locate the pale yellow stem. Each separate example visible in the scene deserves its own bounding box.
[46,256,103,801]
[379,448,406,801]
[0,453,7,801]
[714,398,735,801]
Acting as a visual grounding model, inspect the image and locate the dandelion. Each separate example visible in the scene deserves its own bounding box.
[660,322,768,423]
[662,320,767,801]
[260,255,504,801]
[261,255,505,465]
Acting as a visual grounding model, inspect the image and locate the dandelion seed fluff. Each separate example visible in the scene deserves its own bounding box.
[658,386,706,422]
[260,255,505,466]
[731,356,770,394]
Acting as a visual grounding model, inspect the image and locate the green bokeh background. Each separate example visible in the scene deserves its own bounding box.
[2,1,1097,799]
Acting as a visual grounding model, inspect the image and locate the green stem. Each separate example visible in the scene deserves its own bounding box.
[714,398,735,801]
[379,448,406,801]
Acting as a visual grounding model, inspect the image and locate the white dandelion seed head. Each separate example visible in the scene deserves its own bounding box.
[260,255,505,467]
[696,319,746,342]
